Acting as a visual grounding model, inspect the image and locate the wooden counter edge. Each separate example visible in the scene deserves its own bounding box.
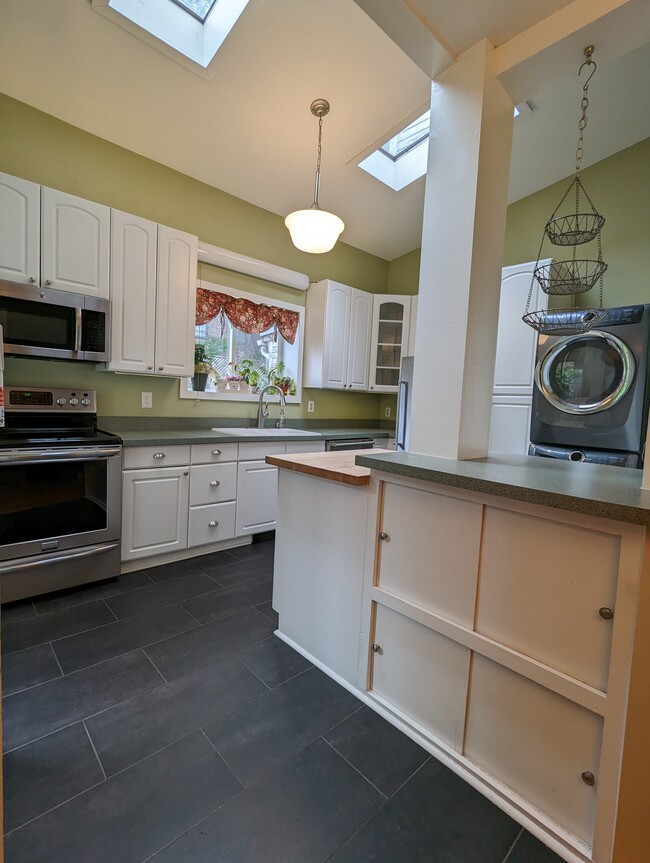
[266,449,392,486]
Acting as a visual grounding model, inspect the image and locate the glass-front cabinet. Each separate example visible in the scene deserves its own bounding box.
[368,295,411,392]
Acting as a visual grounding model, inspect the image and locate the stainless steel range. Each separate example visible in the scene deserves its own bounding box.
[0,387,122,602]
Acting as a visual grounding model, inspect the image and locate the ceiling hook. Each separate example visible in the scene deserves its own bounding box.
[579,45,597,87]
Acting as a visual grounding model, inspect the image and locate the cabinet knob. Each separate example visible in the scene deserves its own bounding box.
[370,386,374,390]
[598,607,614,621]
[379,531,389,541]
[581,771,596,786]
[209,480,220,487]
[183,471,189,476]
[208,520,219,528]
[29,276,36,283]
[158,366,164,371]
[211,449,222,456]
[371,643,382,654]
[153,452,165,459]
[147,365,153,370]
[45,279,52,286]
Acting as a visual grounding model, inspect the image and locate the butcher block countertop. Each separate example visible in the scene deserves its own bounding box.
[266,449,392,486]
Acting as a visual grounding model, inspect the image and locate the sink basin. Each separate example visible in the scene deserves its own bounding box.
[211,427,319,437]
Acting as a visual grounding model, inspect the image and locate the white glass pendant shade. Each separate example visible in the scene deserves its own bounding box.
[285,205,345,254]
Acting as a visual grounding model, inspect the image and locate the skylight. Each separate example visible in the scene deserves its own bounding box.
[360,104,531,191]
[93,0,250,73]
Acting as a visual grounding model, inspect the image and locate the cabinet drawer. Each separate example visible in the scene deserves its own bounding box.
[476,506,619,690]
[378,484,482,627]
[189,501,236,547]
[190,442,239,464]
[190,463,237,506]
[238,442,286,461]
[370,603,470,752]
[123,445,190,469]
[465,654,602,847]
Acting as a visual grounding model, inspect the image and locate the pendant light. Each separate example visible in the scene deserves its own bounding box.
[285,99,344,254]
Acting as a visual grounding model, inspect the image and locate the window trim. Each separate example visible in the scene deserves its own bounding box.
[179,281,305,403]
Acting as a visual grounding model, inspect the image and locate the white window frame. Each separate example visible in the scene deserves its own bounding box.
[179,281,304,403]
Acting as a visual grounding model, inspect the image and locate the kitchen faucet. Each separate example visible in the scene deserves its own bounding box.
[256,384,286,429]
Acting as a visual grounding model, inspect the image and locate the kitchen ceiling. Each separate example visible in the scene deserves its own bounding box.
[0,0,648,261]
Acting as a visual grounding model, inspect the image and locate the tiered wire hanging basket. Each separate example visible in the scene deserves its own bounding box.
[523,46,608,336]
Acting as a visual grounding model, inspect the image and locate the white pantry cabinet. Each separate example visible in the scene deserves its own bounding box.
[367,295,411,393]
[0,172,40,285]
[109,213,197,377]
[41,187,110,298]
[304,279,372,391]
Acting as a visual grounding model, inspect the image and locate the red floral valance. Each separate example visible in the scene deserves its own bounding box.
[196,289,299,345]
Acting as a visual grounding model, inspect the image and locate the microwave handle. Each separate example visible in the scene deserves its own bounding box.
[74,307,83,353]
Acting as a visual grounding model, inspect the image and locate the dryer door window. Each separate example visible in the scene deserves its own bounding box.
[535,330,636,415]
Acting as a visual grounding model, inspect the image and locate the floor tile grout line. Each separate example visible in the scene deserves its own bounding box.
[321,736,388,801]
[320,703,365,739]
[385,753,432,800]
[82,718,107,781]
[501,826,525,863]
[3,616,125,658]
[31,575,154,616]
[323,795,390,863]
[49,641,65,676]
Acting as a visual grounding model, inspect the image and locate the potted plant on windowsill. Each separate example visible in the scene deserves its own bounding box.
[193,344,214,392]
[235,359,261,394]
[265,362,296,396]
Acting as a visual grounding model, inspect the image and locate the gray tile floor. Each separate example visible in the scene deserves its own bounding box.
[2,540,565,863]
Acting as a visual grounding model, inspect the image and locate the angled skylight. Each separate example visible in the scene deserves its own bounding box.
[93,0,250,73]
[360,104,532,191]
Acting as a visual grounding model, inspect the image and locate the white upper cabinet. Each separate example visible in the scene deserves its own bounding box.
[41,187,110,298]
[110,217,197,377]
[0,172,40,285]
[368,295,411,393]
[304,279,372,391]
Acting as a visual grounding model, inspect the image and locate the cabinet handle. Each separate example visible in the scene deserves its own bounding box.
[211,449,222,456]
[209,480,220,487]
[581,771,596,786]
[378,531,389,541]
[152,452,165,459]
[29,276,37,283]
[208,520,219,528]
[598,607,614,620]
[371,643,382,654]
[45,279,52,286]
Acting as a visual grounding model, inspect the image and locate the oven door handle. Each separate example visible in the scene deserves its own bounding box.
[0,446,122,464]
[0,542,120,576]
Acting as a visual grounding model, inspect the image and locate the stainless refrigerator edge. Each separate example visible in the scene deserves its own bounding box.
[395,356,414,452]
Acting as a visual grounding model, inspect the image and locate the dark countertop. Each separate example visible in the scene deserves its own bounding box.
[355,451,650,527]
[112,428,390,447]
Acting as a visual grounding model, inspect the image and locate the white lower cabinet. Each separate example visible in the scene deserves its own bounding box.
[188,501,237,547]
[235,460,280,537]
[122,465,189,560]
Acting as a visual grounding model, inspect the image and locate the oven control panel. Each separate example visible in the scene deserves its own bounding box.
[6,388,97,413]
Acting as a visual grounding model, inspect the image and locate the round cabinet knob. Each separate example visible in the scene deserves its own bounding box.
[81,398,91,406]
[158,366,164,371]
[581,771,596,787]
[370,386,374,390]
[152,452,165,459]
[29,276,37,283]
[45,279,53,286]
[56,397,67,405]
[371,643,383,654]
[598,607,614,620]
[378,531,389,541]
[183,471,189,476]
[209,480,220,487]
[211,449,221,456]
[69,398,79,406]
[208,520,219,528]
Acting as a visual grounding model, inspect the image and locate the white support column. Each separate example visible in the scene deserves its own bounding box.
[410,40,514,460]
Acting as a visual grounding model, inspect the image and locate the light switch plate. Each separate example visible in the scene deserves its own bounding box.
[307,400,315,413]
[384,407,391,418]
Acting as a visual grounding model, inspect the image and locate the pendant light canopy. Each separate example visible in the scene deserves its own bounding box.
[285,99,344,254]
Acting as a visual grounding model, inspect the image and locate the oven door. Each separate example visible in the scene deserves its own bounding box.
[0,445,122,561]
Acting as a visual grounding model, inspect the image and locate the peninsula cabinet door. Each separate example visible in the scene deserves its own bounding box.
[0,172,40,285]
[464,655,603,849]
[370,603,470,753]
[122,467,189,561]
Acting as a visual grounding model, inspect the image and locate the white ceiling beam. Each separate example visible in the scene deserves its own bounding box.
[493,0,650,103]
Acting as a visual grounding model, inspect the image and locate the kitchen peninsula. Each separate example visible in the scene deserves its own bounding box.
[269,449,650,863]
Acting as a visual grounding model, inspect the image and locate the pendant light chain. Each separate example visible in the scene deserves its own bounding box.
[313,109,324,206]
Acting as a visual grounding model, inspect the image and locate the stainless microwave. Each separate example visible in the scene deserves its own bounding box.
[0,281,110,362]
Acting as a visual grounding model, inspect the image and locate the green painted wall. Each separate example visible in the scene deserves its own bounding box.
[0,93,389,420]
[387,248,421,295]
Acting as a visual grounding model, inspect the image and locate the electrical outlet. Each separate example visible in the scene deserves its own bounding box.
[384,407,391,418]
[141,392,153,409]
[307,400,315,413]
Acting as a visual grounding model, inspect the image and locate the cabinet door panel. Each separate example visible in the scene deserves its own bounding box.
[109,211,157,373]
[379,483,481,627]
[155,225,197,376]
[189,501,236,547]
[122,467,189,561]
[371,603,470,751]
[489,398,532,456]
[190,463,237,506]
[347,289,372,390]
[476,506,619,690]
[235,460,278,536]
[0,172,40,285]
[323,283,351,389]
[368,295,411,393]
[41,188,110,298]
[465,655,602,847]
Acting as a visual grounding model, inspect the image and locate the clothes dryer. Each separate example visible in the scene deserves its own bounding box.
[529,304,650,462]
